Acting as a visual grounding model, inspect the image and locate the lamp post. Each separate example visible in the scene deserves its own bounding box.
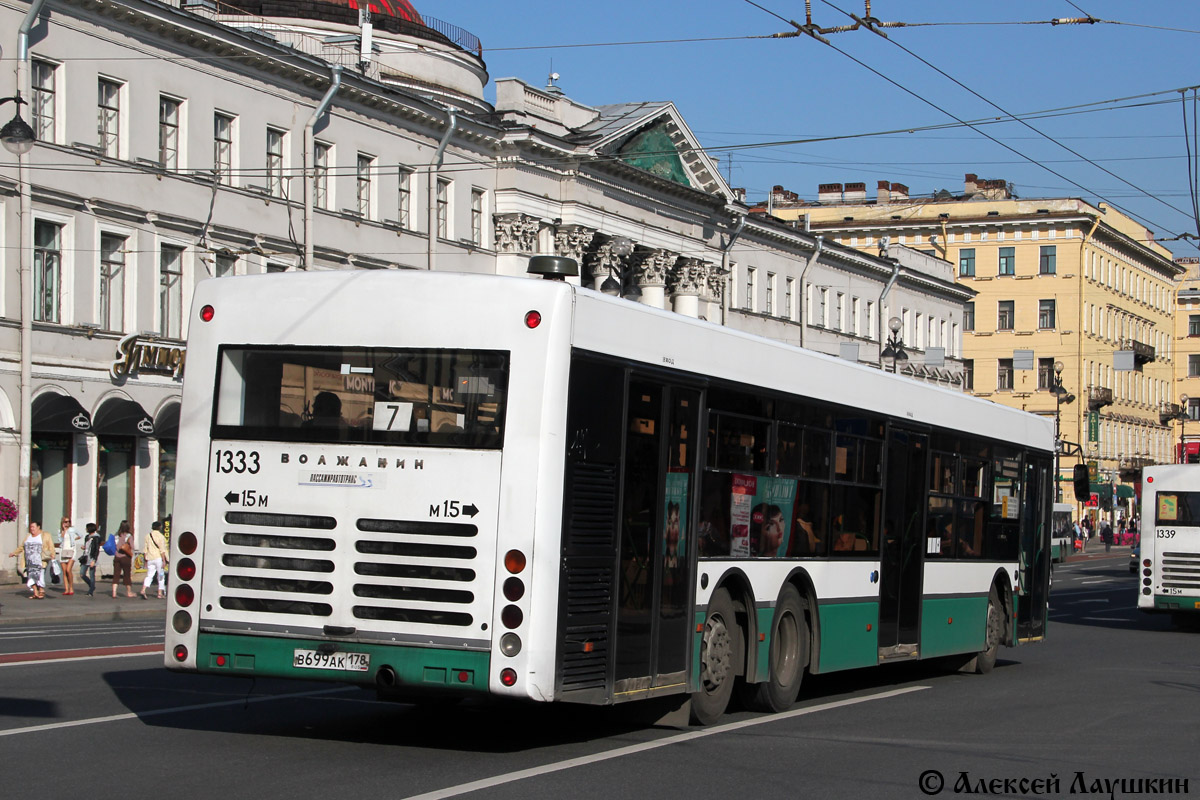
[1050,360,1075,503]
[1181,394,1190,464]
[880,316,908,374]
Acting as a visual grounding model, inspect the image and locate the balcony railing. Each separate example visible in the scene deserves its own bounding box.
[1120,338,1156,365]
[1160,403,1184,425]
[1088,386,1113,410]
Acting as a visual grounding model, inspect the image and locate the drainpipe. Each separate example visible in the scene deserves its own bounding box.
[303,65,342,270]
[877,246,902,365]
[1077,207,1104,466]
[796,235,823,349]
[17,0,48,537]
[720,214,746,325]
[426,109,458,270]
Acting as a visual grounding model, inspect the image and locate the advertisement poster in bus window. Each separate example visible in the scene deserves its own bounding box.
[1158,494,1178,522]
[729,475,797,558]
[662,472,689,568]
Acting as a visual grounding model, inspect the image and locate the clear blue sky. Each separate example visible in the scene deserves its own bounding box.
[437,0,1200,257]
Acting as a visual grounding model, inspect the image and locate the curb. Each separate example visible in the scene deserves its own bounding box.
[0,605,167,627]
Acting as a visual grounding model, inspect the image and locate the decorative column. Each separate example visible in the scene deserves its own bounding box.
[493,213,541,255]
[584,237,630,293]
[701,262,726,322]
[554,225,598,274]
[631,248,676,309]
[670,257,707,318]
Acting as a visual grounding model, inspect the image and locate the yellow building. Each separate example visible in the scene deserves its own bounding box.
[757,176,1184,511]
[1174,258,1200,462]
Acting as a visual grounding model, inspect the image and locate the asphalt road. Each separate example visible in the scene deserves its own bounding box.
[0,553,1193,800]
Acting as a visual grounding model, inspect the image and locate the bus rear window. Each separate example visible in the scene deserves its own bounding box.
[1155,492,1200,526]
[212,347,508,449]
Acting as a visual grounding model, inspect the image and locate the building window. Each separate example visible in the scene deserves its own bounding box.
[214,112,234,185]
[436,178,450,238]
[313,142,331,210]
[766,273,775,315]
[1037,358,1056,390]
[1190,398,1200,422]
[1039,245,1056,274]
[818,288,828,327]
[266,127,285,198]
[1189,355,1200,378]
[964,302,974,332]
[98,78,121,158]
[266,262,288,274]
[785,278,794,320]
[963,359,974,391]
[958,248,975,277]
[998,246,1015,276]
[159,245,185,339]
[215,253,237,278]
[745,268,755,311]
[997,359,1014,391]
[356,153,374,218]
[33,220,62,323]
[99,233,126,331]
[1189,315,1200,337]
[997,300,1014,331]
[31,60,56,143]
[471,188,484,246]
[159,96,181,169]
[1038,299,1056,329]
[397,168,412,229]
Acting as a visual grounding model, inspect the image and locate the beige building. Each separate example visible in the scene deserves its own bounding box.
[1174,258,1200,462]
[756,176,1185,509]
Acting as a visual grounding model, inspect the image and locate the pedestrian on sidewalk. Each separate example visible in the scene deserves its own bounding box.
[8,522,48,599]
[111,520,135,599]
[139,521,168,600]
[58,516,79,596]
[79,522,102,597]
[1101,520,1114,553]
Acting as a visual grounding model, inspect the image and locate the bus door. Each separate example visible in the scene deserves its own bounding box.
[1016,457,1052,640]
[614,380,700,698]
[878,427,928,659]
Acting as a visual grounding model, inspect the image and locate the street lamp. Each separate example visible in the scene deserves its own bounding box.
[1050,360,1075,502]
[0,93,35,155]
[880,316,908,374]
[1181,394,1190,464]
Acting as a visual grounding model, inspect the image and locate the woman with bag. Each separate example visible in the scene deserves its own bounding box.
[39,524,57,590]
[79,523,102,597]
[111,520,135,599]
[58,516,79,596]
[139,521,168,600]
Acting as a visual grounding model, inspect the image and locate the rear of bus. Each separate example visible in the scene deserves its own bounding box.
[165,271,574,702]
[1139,465,1200,616]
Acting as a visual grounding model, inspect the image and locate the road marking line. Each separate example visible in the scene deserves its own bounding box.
[0,686,355,737]
[399,685,930,800]
[0,651,160,669]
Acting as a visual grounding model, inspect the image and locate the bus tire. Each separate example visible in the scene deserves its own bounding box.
[973,588,1004,675]
[749,585,808,713]
[691,588,739,726]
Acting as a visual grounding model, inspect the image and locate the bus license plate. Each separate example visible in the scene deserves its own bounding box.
[293,649,370,672]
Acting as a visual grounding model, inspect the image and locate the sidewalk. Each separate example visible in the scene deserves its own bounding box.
[1068,535,1134,562]
[0,581,167,626]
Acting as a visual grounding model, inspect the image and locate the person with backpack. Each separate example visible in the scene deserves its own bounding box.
[111,520,135,599]
[139,521,168,600]
[78,523,102,597]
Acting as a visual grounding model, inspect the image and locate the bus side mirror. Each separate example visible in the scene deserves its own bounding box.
[1073,463,1090,503]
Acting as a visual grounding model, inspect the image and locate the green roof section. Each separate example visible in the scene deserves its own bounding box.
[616,122,692,187]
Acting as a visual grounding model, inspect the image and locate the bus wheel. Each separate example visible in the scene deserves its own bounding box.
[749,585,808,713]
[691,588,738,726]
[973,589,1004,675]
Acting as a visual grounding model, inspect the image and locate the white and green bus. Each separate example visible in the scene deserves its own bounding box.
[1052,503,1074,563]
[1138,465,1200,624]
[165,270,1054,724]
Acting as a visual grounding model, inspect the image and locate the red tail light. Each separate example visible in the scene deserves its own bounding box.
[173,645,188,662]
[178,531,198,555]
[176,558,196,582]
[175,584,194,608]
[500,668,517,687]
[200,305,215,322]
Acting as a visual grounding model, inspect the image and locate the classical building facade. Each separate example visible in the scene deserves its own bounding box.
[759,176,1184,508]
[0,0,972,575]
[1174,258,1200,462]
